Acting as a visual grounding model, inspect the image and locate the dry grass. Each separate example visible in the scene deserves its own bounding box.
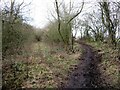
[87,41,120,88]
[22,42,82,88]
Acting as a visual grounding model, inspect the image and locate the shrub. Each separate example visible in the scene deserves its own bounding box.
[2,21,34,57]
[42,20,71,46]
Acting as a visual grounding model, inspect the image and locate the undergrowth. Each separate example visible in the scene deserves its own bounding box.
[87,41,120,88]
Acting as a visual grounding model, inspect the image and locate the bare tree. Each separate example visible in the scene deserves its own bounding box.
[55,0,65,44]
[67,1,84,24]
[47,0,84,52]
[99,1,117,46]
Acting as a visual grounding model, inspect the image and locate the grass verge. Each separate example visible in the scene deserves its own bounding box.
[22,42,82,88]
[87,41,120,88]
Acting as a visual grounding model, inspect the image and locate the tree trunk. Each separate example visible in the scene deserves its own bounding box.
[100,1,116,46]
[55,0,65,44]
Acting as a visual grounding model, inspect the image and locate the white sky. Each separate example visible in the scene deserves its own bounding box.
[28,0,82,28]
[2,0,120,29]
[28,0,54,28]
[27,0,96,28]
[24,0,120,28]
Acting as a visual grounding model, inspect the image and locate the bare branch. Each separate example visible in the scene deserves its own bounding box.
[67,1,84,24]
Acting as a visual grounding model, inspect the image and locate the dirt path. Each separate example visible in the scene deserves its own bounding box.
[63,42,102,88]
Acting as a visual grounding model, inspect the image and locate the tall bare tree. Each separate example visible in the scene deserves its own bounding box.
[54,0,84,52]
[55,0,65,44]
[99,1,117,46]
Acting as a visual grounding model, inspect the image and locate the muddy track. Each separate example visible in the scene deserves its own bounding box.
[62,42,103,88]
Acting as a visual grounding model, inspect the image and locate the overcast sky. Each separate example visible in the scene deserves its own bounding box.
[27,0,54,28]
[26,0,97,28]
[2,0,120,29]
[27,0,84,28]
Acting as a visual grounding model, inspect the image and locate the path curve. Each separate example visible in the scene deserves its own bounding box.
[63,42,102,88]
